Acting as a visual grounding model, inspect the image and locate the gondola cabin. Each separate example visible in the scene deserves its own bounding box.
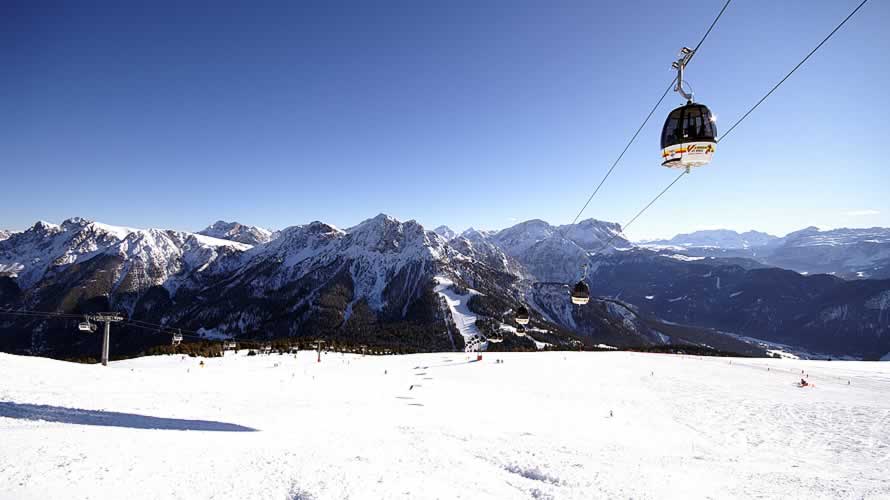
[515,306,530,326]
[571,280,590,305]
[660,103,717,169]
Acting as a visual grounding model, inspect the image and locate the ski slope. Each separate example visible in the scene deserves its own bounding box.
[1,351,889,499]
[434,276,486,350]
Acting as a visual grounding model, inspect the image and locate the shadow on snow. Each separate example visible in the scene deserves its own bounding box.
[0,401,258,432]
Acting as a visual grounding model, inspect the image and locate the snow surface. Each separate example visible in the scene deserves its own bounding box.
[2,351,888,499]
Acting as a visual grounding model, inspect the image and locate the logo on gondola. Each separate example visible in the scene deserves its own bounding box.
[687,144,715,154]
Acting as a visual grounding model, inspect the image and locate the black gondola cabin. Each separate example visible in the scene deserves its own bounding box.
[571,280,590,305]
[515,306,530,325]
[660,103,717,169]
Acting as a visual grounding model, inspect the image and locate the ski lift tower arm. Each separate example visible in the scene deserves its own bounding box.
[88,313,124,366]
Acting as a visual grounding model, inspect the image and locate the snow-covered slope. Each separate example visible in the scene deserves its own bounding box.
[433,276,486,351]
[0,230,12,242]
[198,220,274,245]
[447,233,526,278]
[1,351,888,499]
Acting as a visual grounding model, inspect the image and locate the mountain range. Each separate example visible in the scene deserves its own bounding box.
[2,216,889,360]
[641,227,890,280]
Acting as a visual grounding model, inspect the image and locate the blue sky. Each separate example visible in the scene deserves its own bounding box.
[2,0,888,240]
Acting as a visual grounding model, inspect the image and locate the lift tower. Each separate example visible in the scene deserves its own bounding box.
[89,313,124,366]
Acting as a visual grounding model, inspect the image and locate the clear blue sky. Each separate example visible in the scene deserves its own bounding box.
[3,0,888,240]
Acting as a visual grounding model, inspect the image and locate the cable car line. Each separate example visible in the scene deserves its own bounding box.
[565,79,675,232]
[1,308,227,344]
[549,1,732,312]
[124,321,207,341]
[125,318,261,345]
[1,307,285,348]
[717,0,869,144]
[578,0,871,267]
[126,318,204,337]
[590,169,687,258]
[0,308,80,320]
[563,0,732,232]
[686,0,733,63]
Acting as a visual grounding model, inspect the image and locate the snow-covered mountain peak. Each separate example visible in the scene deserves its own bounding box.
[30,220,61,234]
[199,220,274,245]
[345,214,436,254]
[506,219,552,235]
[490,218,627,259]
[460,227,495,242]
[434,225,456,240]
[491,219,556,257]
[1,220,115,288]
[304,221,343,236]
[557,218,627,251]
[60,217,91,229]
[573,218,621,231]
[348,213,398,229]
[263,222,342,256]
